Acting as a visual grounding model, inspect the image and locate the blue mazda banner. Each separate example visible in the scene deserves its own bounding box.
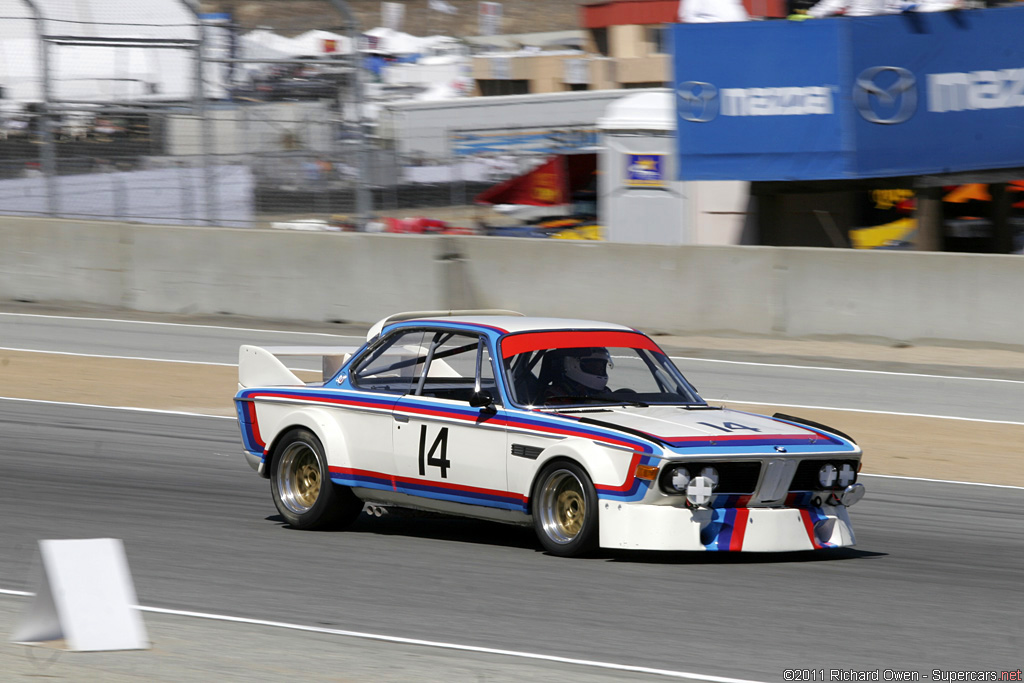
[672,7,1024,181]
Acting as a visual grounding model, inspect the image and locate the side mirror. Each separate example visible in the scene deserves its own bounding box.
[469,389,495,410]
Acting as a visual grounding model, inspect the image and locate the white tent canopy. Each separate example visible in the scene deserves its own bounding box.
[0,0,208,105]
[238,28,353,60]
[290,30,353,57]
[237,28,303,61]
[361,27,424,55]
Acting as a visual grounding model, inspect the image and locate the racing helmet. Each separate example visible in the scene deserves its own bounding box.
[563,347,612,391]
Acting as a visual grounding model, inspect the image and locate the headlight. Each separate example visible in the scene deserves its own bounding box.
[837,463,857,487]
[818,463,838,488]
[670,466,691,492]
[700,466,719,487]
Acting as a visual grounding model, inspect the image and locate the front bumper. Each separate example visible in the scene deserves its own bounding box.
[598,501,856,552]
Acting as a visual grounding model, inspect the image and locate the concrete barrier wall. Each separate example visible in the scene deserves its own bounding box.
[1,216,1021,346]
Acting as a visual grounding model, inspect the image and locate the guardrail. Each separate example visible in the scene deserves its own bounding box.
[1,216,1020,346]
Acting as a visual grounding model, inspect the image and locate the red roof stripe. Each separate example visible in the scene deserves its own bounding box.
[500,330,662,358]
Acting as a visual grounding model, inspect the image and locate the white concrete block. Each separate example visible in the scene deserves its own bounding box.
[11,538,149,651]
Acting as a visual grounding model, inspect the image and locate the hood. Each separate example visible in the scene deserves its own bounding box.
[554,406,845,449]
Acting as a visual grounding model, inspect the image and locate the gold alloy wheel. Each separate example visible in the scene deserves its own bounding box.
[556,487,585,537]
[537,468,587,544]
[279,442,322,514]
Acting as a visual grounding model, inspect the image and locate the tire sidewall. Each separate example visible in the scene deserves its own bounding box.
[532,460,599,557]
[271,428,337,529]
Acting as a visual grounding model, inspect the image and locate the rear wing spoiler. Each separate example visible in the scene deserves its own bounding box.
[238,345,360,389]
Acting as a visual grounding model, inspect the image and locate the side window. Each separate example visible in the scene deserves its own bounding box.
[350,330,427,395]
[417,332,497,403]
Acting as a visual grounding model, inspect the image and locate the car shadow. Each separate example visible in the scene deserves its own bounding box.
[266,511,887,562]
[605,547,887,564]
[267,510,538,549]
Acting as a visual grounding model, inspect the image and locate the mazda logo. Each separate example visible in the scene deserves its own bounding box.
[677,81,719,123]
[854,66,917,125]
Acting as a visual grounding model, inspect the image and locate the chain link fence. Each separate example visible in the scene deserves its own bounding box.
[0,0,568,233]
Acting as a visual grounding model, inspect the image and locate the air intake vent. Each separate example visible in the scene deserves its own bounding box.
[511,444,542,460]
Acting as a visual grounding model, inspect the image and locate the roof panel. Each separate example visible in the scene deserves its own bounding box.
[403,316,634,335]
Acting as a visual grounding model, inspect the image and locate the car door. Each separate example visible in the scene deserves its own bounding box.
[342,329,427,482]
[391,330,517,512]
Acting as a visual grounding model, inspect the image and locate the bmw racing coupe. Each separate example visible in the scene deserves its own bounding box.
[234,311,866,557]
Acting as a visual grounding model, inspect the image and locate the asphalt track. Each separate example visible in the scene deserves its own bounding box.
[0,308,1022,681]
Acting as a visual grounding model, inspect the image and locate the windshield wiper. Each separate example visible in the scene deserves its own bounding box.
[542,395,610,406]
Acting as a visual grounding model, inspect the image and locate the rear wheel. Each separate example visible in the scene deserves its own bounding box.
[271,429,362,530]
[532,461,598,557]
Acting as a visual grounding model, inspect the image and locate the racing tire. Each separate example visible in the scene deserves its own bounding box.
[270,428,362,530]
[532,461,599,557]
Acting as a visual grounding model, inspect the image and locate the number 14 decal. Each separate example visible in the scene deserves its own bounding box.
[418,425,451,478]
[697,421,762,433]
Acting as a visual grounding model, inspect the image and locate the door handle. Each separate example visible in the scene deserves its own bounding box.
[394,413,409,423]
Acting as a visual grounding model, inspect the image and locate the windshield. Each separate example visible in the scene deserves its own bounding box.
[500,330,704,408]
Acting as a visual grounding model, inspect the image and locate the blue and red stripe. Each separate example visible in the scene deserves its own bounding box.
[235,399,266,454]
[800,507,838,549]
[702,507,751,551]
[595,454,659,502]
[238,389,660,455]
[659,433,842,449]
[329,466,529,512]
[711,494,752,508]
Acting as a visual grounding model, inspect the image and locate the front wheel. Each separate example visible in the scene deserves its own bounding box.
[270,428,362,530]
[532,461,599,557]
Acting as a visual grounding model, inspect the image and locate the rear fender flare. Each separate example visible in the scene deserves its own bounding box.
[262,406,351,480]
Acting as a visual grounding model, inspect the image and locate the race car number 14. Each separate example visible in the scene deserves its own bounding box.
[418,426,451,478]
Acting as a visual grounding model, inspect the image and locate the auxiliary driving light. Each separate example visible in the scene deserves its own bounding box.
[686,475,716,507]
[840,483,866,506]
[818,463,838,488]
[670,466,692,492]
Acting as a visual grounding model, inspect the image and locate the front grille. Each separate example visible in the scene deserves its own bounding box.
[790,459,859,491]
[660,461,762,495]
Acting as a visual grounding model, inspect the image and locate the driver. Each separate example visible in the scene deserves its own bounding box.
[543,347,612,403]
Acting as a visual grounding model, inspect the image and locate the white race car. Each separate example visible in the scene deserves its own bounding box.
[235,311,865,556]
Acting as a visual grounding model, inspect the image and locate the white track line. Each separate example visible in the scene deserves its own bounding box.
[672,356,1024,385]
[2,388,1017,427]
[5,311,1018,384]
[0,397,1017,490]
[0,347,319,373]
[0,395,234,419]
[859,473,1024,490]
[0,346,234,366]
[3,347,1017,427]
[0,312,363,339]
[0,589,764,683]
[708,397,1024,427]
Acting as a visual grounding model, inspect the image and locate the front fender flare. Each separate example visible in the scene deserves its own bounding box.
[529,439,650,511]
